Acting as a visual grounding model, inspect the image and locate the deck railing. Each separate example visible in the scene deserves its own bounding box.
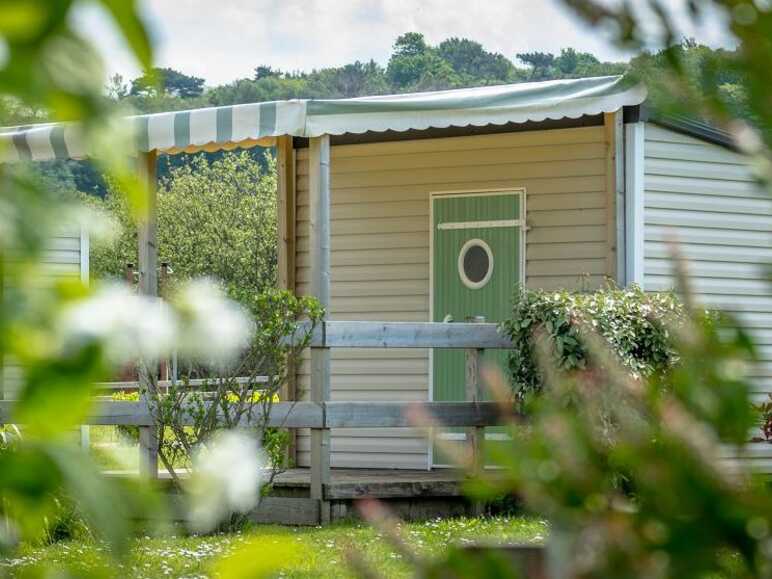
[0,320,516,524]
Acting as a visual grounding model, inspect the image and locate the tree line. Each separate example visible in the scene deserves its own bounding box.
[1,32,748,199]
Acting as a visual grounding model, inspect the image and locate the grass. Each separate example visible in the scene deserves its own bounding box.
[1,516,547,578]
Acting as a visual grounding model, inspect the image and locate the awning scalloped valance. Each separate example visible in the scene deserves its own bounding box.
[0,75,646,162]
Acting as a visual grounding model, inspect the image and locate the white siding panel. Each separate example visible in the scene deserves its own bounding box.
[643,123,772,399]
[2,230,85,398]
[295,126,614,469]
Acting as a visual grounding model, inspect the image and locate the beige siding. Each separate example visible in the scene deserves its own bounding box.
[643,123,772,396]
[2,230,84,398]
[295,126,614,469]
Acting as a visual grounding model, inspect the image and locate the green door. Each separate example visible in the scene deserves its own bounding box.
[432,192,521,465]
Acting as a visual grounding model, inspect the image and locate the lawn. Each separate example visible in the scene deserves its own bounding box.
[1,516,547,578]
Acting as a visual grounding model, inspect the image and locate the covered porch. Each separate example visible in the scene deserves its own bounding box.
[0,75,647,524]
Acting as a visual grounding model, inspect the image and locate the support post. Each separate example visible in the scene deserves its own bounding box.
[309,135,331,524]
[276,135,296,295]
[137,150,159,479]
[465,316,485,516]
[604,111,625,285]
[137,151,158,299]
[625,122,645,286]
[138,425,159,479]
[276,136,298,465]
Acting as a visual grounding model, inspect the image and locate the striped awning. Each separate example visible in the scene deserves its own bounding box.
[0,75,646,162]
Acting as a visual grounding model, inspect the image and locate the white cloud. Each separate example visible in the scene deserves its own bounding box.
[73,0,736,87]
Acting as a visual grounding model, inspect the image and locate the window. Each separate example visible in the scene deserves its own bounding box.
[458,239,494,289]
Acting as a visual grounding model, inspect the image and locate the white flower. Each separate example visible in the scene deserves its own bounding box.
[174,279,252,365]
[186,430,265,533]
[61,283,176,363]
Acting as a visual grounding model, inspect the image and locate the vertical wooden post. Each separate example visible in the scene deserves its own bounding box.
[138,425,159,479]
[309,135,331,524]
[276,136,296,295]
[466,316,485,516]
[604,112,625,285]
[137,150,159,480]
[138,151,158,299]
[276,136,298,465]
[125,262,135,287]
[159,262,170,383]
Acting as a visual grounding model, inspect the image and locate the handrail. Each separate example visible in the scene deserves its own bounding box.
[300,320,513,349]
[0,319,516,524]
[94,376,268,391]
[0,400,511,429]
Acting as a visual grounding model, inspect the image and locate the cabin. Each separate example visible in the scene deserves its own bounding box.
[3,75,770,473]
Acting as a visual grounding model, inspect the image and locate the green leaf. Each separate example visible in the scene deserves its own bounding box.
[13,343,104,439]
[45,444,132,558]
[97,0,153,70]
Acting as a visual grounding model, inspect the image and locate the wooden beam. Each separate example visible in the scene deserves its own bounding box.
[613,111,626,285]
[604,112,624,285]
[249,497,320,526]
[137,150,158,297]
[465,316,485,516]
[276,135,296,293]
[276,135,298,466]
[138,425,158,479]
[465,344,484,478]
[136,149,158,479]
[0,400,508,429]
[324,401,508,428]
[307,321,513,349]
[625,122,645,286]
[308,135,331,524]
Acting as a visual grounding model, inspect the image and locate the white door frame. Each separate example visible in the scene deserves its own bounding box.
[427,188,526,468]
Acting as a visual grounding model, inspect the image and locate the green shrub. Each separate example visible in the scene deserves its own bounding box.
[40,496,92,546]
[501,284,685,401]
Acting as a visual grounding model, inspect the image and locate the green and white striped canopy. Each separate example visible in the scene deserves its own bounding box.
[0,75,645,162]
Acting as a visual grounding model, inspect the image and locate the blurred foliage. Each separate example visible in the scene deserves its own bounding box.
[210,533,302,578]
[467,275,768,578]
[82,150,278,294]
[756,396,772,442]
[0,0,164,561]
[502,285,685,404]
[560,0,772,162]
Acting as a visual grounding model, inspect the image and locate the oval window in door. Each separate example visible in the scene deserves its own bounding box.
[458,238,494,290]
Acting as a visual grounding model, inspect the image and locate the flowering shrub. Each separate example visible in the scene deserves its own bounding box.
[501,284,685,401]
[139,288,321,503]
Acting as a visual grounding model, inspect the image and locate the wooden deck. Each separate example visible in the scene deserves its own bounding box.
[267,467,475,523]
[273,468,466,499]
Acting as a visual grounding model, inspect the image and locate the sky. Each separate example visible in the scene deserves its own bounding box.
[73,0,736,87]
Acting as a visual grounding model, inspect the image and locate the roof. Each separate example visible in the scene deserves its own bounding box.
[0,75,646,163]
[652,116,736,150]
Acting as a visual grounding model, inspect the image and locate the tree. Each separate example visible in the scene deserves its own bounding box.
[254,65,280,80]
[560,0,772,157]
[87,150,278,295]
[393,32,428,57]
[517,51,557,80]
[130,67,205,98]
[105,73,129,99]
[387,33,462,91]
[306,61,389,98]
[438,37,516,83]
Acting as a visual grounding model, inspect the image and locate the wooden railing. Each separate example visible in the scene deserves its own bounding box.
[0,320,516,524]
